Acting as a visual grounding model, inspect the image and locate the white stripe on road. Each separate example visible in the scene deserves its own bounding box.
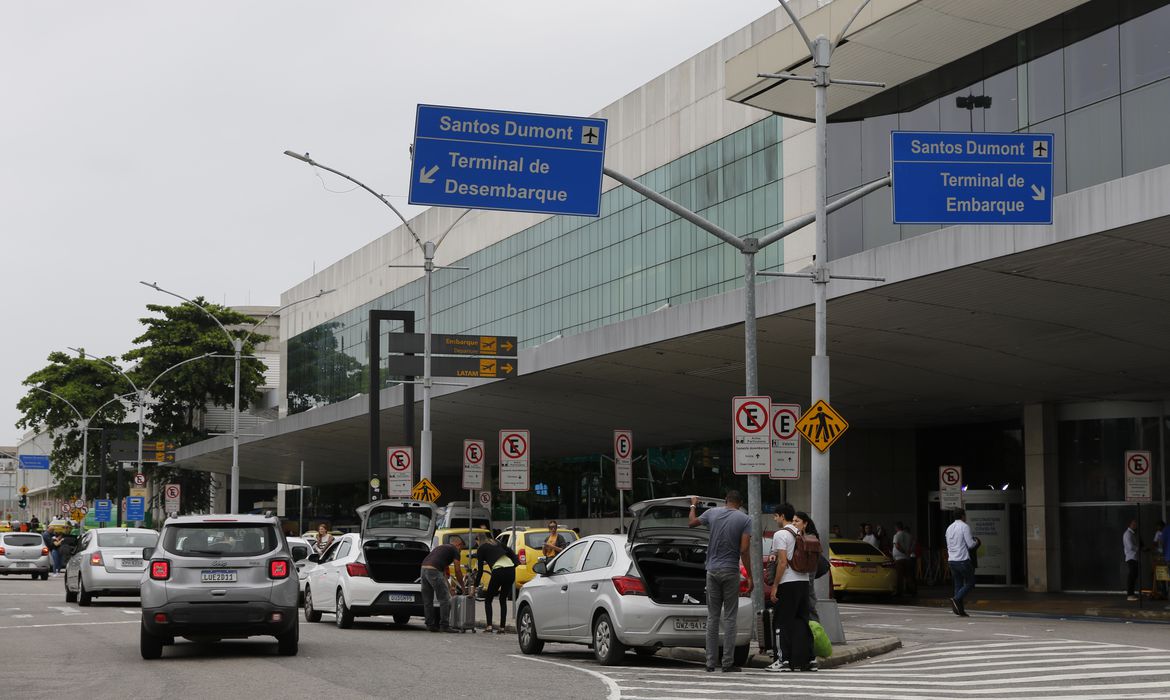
[629,664,1170,686]
[866,648,1138,668]
[993,633,1031,638]
[620,678,1170,696]
[47,605,84,616]
[511,654,620,700]
[0,620,135,630]
[12,614,32,618]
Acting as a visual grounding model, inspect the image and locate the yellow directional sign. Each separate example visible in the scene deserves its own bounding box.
[796,400,849,453]
[411,478,441,503]
[18,485,28,495]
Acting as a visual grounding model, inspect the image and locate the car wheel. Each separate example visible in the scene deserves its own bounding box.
[634,647,657,657]
[393,613,410,626]
[733,644,751,667]
[140,624,164,660]
[335,589,354,629]
[592,611,626,666]
[517,605,544,655]
[276,622,299,656]
[834,592,846,603]
[304,587,322,622]
[78,579,92,607]
[65,578,77,603]
[41,572,50,581]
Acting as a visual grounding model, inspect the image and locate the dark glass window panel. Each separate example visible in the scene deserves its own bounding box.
[1066,97,1122,191]
[1028,50,1065,124]
[1121,4,1170,90]
[1122,78,1170,175]
[1064,28,1120,111]
[983,68,1021,133]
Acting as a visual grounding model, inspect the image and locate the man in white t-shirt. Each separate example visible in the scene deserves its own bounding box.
[892,522,916,598]
[945,510,978,616]
[764,503,815,673]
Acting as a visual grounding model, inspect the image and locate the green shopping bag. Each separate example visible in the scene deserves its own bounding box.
[809,620,833,659]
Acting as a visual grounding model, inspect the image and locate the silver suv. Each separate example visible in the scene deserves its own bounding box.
[139,514,299,659]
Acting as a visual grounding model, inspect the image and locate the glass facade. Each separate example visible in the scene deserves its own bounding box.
[288,117,785,412]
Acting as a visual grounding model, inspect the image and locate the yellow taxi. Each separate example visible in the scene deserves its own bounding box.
[498,527,579,587]
[433,527,493,590]
[828,538,896,600]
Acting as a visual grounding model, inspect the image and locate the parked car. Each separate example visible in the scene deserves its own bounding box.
[828,538,897,600]
[139,514,299,659]
[63,527,157,604]
[435,501,491,531]
[0,531,51,579]
[287,536,315,606]
[497,526,579,588]
[304,499,438,628]
[515,496,752,666]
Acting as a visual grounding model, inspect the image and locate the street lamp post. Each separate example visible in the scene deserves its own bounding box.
[137,284,334,514]
[283,150,470,484]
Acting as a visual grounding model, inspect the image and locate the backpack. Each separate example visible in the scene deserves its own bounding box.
[787,525,822,574]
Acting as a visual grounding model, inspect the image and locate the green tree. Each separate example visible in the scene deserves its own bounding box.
[287,321,363,414]
[16,350,134,494]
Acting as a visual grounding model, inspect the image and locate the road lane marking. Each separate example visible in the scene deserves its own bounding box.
[47,605,84,616]
[0,620,135,630]
[993,632,1030,637]
[510,654,620,700]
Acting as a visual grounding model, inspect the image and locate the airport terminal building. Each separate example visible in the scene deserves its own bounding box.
[179,0,1170,593]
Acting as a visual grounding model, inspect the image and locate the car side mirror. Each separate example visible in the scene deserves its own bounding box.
[308,553,320,563]
[532,561,547,576]
[291,546,308,562]
[142,547,155,560]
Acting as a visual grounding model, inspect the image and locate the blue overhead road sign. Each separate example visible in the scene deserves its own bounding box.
[409,104,607,217]
[18,454,50,470]
[891,131,1054,225]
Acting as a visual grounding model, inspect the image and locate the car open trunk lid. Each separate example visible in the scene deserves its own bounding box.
[626,496,725,606]
[357,500,437,584]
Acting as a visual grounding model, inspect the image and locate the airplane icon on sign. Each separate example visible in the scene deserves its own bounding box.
[1033,140,1048,158]
[582,126,600,145]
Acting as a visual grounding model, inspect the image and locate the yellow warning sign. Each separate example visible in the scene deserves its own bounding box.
[796,400,849,453]
[411,478,441,503]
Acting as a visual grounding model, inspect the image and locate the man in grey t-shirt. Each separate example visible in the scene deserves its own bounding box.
[688,491,752,672]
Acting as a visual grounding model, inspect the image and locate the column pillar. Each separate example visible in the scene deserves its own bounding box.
[1024,403,1061,592]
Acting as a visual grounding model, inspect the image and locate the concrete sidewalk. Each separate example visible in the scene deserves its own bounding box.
[663,629,901,669]
[906,585,1170,622]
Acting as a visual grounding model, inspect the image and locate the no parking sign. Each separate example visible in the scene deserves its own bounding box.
[386,446,414,498]
[1125,451,1152,503]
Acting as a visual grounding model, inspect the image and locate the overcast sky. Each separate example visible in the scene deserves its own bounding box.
[1,1,779,447]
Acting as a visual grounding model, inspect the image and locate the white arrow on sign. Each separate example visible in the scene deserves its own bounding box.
[1031,184,1046,201]
[419,165,439,184]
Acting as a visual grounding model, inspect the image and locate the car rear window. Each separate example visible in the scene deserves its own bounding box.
[367,507,433,531]
[831,541,884,556]
[163,524,279,557]
[97,532,158,548]
[524,531,578,549]
[3,534,44,547]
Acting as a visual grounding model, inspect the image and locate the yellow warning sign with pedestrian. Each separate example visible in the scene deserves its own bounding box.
[411,478,441,503]
[796,399,849,452]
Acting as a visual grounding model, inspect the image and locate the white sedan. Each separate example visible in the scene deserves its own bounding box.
[302,532,424,628]
[515,496,753,666]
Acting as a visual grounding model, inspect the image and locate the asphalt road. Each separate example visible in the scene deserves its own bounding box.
[4,576,1170,699]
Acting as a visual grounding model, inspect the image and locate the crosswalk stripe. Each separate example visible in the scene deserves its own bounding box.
[859,651,1160,670]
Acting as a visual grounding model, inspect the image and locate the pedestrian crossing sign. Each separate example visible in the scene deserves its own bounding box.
[796,399,849,453]
[411,478,441,503]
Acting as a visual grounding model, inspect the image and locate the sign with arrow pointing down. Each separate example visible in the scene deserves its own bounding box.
[408,104,607,217]
[891,131,1054,225]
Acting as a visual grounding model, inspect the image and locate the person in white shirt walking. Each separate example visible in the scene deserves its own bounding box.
[945,510,978,616]
[1124,519,1140,602]
[892,522,916,598]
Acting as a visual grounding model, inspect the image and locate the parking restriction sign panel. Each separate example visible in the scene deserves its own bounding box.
[463,439,486,490]
[499,430,530,492]
[770,403,801,480]
[796,400,849,453]
[939,465,963,511]
[164,484,181,514]
[1125,450,1152,503]
[614,430,633,491]
[386,446,414,498]
[732,396,771,475]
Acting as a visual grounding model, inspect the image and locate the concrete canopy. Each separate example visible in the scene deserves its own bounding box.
[174,164,1170,486]
[725,0,1090,121]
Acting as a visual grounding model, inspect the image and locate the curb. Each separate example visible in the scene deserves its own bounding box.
[917,597,1170,623]
[662,635,901,669]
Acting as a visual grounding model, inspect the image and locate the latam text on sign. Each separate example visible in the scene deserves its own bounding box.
[387,355,517,379]
[410,105,607,217]
[891,131,1054,225]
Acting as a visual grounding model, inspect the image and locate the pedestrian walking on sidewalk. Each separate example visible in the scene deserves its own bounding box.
[687,492,752,673]
[945,510,977,617]
[473,536,519,633]
[421,535,465,633]
[793,511,822,623]
[892,522,917,598]
[766,504,815,673]
[1124,519,1140,602]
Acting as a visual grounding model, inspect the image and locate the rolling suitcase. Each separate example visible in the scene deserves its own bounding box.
[451,594,476,632]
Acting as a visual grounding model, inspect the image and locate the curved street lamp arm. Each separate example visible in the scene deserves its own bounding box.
[138,281,234,345]
[88,392,138,423]
[777,0,815,55]
[240,289,335,348]
[143,352,217,396]
[283,151,425,251]
[834,0,873,49]
[32,386,83,423]
[433,209,472,252]
[67,347,140,395]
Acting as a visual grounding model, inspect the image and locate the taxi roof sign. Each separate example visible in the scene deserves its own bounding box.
[411,478,441,503]
[796,400,849,453]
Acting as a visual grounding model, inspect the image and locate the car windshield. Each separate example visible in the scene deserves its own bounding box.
[366,507,433,531]
[831,541,884,556]
[98,532,158,548]
[638,504,699,528]
[163,524,278,557]
[3,534,44,547]
[524,530,578,549]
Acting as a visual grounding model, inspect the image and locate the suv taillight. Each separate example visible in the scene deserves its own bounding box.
[345,562,369,578]
[0,547,5,555]
[611,576,647,596]
[150,560,170,580]
[518,549,527,564]
[269,559,291,579]
[90,552,104,566]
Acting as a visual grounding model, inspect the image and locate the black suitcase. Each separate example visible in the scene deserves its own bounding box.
[756,608,774,652]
